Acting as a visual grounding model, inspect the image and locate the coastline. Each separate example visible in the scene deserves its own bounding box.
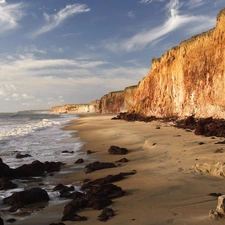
[12,114,225,224]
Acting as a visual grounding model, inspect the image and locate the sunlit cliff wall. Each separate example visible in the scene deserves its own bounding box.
[51,8,225,118]
[131,8,225,118]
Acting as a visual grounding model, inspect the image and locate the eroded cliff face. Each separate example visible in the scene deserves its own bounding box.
[51,8,225,118]
[99,85,138,113]
[131,8,225,118]
[50,100,100,114]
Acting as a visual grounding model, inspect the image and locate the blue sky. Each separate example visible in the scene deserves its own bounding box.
[0,0,224,112]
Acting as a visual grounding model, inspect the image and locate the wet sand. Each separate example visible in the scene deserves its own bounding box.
[12,114,225,225]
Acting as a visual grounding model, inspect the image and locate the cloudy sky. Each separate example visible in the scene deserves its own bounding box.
[0,0,224,112]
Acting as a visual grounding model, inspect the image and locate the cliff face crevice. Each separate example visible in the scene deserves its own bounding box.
[51,8,225,118]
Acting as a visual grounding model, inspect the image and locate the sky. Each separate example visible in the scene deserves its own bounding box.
[0,0,224,112]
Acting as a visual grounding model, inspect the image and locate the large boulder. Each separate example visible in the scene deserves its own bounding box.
[3,187,49,212]
[4,160,45,178]
[108,146,128,155]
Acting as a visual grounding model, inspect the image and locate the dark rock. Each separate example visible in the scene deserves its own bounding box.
[4,160,45,178]
[6,218,16,223]
[49,223,65,225]
[15,153,31,159]
[3,187,49,211]
[85,161,116,173]
[82,171,136,189]
[87,150,93,154]
[108,146,128,155]
[44,161,62,173]
[62,213,87,222]
[0,217,3,225]
[116,158,129,162]
[75,158,84,164]
[98,208,114,221]
[215,148,223,153]
[61,150,74,154]
[63,198,88,215]
[0,178,18,190]
[0,158,11,178]
[87,196,113,210]
[209,193,222,197]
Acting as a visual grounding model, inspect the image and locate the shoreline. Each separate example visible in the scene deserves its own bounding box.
[7,114,225,225]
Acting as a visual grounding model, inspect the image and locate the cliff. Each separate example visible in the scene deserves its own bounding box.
[51,8,225,118]
[50,100,100,114]
[130,8,225,118]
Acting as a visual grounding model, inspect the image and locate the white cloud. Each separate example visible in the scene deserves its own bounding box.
[0,54,149,111]
[186,0,207,9]
[32,4,90,38]
[105,0,215,52]
[0,1,25,36]
[139,0,165,4]
[127,11,135,18]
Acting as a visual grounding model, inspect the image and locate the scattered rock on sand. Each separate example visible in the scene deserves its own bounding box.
[85,161,116,173]
[98,207,114,221]
[194,162,225,178]
[209,195,225,219]
[62,213,87,222]
[116,158,129,162]
[108,146,128,155]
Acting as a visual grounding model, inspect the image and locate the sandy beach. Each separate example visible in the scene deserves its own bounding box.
[13,114,225,225]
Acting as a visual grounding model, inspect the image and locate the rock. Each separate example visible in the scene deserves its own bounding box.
[3,187,49,212]
[15,153,31,159]
[194,162,225,178]
[49,223,65,225]
[4,160,45,178]
[116,158,129,162]
[209,195,225,219]
[85,161,116,173]
[62,213,87,222]
[63,198,88,215]
[0,178,18,190]
[87,150,93,154]
[108,146,128,155]
[61,150,74,154]
[75,158,84,164]
[5,218,16,223]
[87,196,113,210]
[98,208,114,221]
[82,171,136,189]
[44,161,62,173]
[0,217,3,225]
[0,158,11,178]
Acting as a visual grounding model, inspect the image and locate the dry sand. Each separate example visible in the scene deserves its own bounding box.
[14,114,225,225]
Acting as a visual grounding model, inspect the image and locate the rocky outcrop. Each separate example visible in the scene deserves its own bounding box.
[51,8,225,119]
[50,100,100,114]
[130,8,225,118]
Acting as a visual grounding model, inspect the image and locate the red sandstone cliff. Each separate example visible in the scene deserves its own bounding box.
[51,8,225,118]
[131,8,225,118]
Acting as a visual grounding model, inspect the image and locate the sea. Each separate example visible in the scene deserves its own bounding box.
[0,110,82,168]
[0,110,84,220]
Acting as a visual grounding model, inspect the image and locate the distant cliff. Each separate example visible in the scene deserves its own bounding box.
[51,8,225,118]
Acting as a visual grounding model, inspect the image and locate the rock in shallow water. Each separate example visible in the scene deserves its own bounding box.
[3,187,49,212]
